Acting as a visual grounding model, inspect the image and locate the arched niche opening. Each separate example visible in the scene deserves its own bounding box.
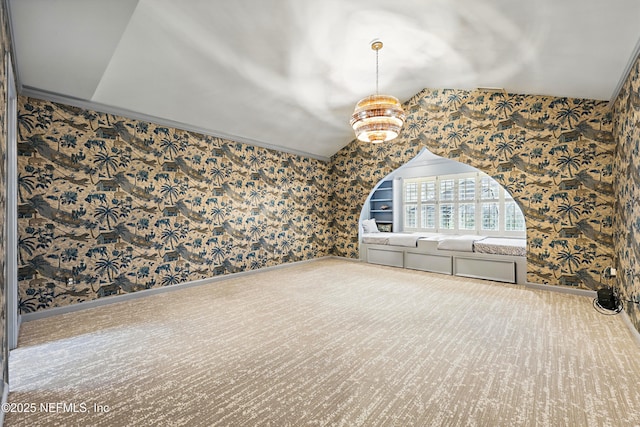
[359,148,527,283]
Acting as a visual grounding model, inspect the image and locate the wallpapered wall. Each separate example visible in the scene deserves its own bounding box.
[613,52,640,332]
[0,0,10,390]
[13,85,629,315]
[330,89,616,290]
[17,97,332,312]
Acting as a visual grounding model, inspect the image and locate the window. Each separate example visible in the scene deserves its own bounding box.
[404,182,418,228]
[403,172,525,236]
[505,201,525,231]
[439,204,455,229]
[481,177,499,199]
[405,205,417,228]
[459,203,475,230]
[481,203,499,231]
[459,178,475,200]
[405,183,418,203]
[440,179,454,201]
[423,181,436,201]
[421,204,435,228]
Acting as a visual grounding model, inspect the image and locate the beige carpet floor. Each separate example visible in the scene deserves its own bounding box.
[5,258,640,426]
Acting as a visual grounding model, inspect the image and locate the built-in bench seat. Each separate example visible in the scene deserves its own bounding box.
[360,232,526,284]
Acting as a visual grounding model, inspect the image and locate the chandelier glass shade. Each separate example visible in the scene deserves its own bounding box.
[350,40,405,143]
[350,95,405,143]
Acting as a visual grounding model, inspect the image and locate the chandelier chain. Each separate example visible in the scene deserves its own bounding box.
[375,48,379,95]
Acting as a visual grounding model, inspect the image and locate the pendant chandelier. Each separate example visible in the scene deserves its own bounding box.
[350,40,405,143]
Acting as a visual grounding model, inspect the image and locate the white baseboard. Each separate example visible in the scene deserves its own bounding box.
[620,309,640,349]
[525,281,597,298]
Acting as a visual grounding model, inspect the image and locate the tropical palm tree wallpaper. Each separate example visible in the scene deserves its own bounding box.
[16,97,332,313]
[13,61,640,335]
[613,53,640,332]
[329,89,616,292]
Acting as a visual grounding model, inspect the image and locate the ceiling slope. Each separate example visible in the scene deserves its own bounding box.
[9,0,640,158]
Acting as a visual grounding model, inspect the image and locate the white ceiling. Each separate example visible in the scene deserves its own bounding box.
[9,0,640,160]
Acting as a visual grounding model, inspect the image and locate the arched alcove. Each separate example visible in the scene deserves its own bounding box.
[358,148,528,283]
[360,148,526,236]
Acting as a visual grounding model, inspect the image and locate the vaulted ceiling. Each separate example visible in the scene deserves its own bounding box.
[8,0,640,160]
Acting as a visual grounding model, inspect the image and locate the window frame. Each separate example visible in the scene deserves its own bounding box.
[402,172,526,237]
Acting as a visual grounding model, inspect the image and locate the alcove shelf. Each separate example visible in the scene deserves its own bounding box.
[369,179,394,231]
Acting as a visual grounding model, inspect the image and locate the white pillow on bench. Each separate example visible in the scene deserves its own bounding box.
[362,219,379,233]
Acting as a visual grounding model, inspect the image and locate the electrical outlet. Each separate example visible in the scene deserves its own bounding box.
[610,268,617,277]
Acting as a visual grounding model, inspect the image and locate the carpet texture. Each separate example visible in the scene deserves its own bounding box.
[6,259,640,426]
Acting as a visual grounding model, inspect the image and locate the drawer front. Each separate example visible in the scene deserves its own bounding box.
[405,252,452,274]
[454,257,515,283]
[367,248,404,268]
